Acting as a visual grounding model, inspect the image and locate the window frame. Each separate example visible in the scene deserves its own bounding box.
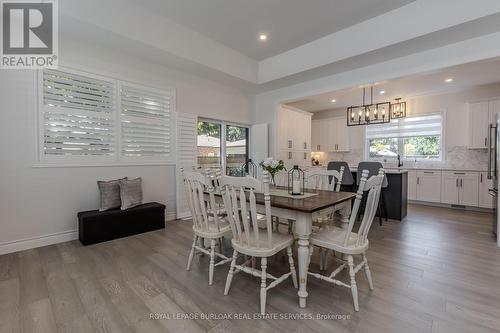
[35,66,176,167]
[365,112,445,162]
[197,117,250,175]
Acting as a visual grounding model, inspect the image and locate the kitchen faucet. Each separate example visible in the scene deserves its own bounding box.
[397,154,403,167]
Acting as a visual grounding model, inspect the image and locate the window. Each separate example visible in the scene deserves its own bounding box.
[366,113,442,161]
[225,125,249,176]
[197,121,222,170]
[197,120,249,176]
[38,68,175,165]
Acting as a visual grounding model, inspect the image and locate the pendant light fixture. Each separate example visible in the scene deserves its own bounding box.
[391,97,406,119]
[347,86,390,126]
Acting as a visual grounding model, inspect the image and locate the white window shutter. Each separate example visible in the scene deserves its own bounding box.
[41,69,116,159]
[176,112,198,219]
[120,85,173,161]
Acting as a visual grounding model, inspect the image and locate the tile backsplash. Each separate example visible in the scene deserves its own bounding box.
[316,146,489,171]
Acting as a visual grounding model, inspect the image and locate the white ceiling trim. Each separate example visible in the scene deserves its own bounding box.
[258,0,500,84]
[61,0,258,83]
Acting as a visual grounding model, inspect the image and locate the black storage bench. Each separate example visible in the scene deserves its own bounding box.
[78,202,166,246]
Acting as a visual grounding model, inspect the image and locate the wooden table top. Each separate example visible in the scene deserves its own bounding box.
[263,188,355,213]
[211,187,356,213]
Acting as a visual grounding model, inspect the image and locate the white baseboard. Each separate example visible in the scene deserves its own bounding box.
[0,230,78,255]
[166,211,177,221]
[176,211,192,220]
[408,200,494,212]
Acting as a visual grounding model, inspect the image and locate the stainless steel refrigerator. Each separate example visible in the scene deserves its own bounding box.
[488,114,500,247]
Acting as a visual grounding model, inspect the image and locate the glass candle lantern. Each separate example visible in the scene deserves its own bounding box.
[288,165,304,196]
[246,159,257,178]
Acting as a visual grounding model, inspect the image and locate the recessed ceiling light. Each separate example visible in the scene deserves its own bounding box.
[259,34,267,41]
[379,90,385,94]
[331,99,336,103]
[445,78,453,82]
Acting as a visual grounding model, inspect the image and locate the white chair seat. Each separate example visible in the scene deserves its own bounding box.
[310,227,369,255]
[231,228,294,257]
[192,219,232,238]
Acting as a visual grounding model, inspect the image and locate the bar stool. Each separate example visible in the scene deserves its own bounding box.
[356,162,388,225]
[327,161,355,192]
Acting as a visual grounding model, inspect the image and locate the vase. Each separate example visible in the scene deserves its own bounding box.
[269,174,277,192]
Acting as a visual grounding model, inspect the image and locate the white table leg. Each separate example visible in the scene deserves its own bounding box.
[339,201,352,229]
[294,212,312,308]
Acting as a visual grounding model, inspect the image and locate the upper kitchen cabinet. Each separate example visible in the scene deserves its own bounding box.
[311,117,349,152]
[468,99,500,149]
[276,105,312,151]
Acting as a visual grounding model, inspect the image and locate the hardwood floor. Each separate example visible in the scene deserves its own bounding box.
[1,204,499,333]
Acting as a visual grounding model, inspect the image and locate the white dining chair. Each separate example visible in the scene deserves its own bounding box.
[219,171,298,314]
[307,169,384,311]
[183,170,232,285]
[306,167,344,192]
[306,167,345,270]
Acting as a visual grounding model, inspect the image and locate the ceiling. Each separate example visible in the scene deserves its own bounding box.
[285,58,500,112]
[133,0,414,60]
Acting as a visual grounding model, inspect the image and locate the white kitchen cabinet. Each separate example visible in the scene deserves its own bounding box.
[440,171,479,206]
[489,99,500,125]
[468,101,489,149]
[335,118,349,151]
[311,117,349,152]
[278,149,310,170]
[311,120,321,152]
[416,170,442,203]
[479,171,494,208]
[276,106,312,169]
[276,106,312,151]
[407,170,417,200]
[460,173,479,206]
[441,172,460,204]
[468,99,500,149]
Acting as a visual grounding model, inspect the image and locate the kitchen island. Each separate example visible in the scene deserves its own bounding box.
[350,168,408,221]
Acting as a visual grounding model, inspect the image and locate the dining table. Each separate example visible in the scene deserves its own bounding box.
[207,186,356,308]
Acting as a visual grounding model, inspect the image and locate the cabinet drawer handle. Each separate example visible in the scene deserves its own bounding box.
[423,171,434,174]
[460,179,463,187]
[485,137,488,146]
[288,152,292,160]
[304,152,307,160]
[417,177,419,185]
[288,140,292,149]
[317,145,321,151]
[453,172,465,175]
[481,173,483,183]
[304,142,307,150]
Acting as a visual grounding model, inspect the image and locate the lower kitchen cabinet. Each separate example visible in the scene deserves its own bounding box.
[407,169,491,209]
[416,170,442,203]
[440,171,479,206]
[479,171,494,208]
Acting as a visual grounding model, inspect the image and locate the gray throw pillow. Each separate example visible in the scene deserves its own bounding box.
[119,177,143,210]
[97,178,127,211]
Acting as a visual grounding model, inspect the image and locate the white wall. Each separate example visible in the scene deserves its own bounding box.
[311,83,500,167]
[0,37,253,254]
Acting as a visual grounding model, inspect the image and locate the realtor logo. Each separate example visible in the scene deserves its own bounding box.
[1,0,58,68]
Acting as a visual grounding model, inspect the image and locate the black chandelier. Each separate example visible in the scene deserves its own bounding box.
[347,87,392,127]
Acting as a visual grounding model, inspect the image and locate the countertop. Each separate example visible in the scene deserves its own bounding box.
[310,165,487,173]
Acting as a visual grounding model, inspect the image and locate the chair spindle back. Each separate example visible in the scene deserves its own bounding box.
[219,171,273,249]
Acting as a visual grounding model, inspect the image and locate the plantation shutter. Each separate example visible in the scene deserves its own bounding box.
[175,112,198,219]
[120,85,173,160]
[366,114,442,139]
[42,69,116,158]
